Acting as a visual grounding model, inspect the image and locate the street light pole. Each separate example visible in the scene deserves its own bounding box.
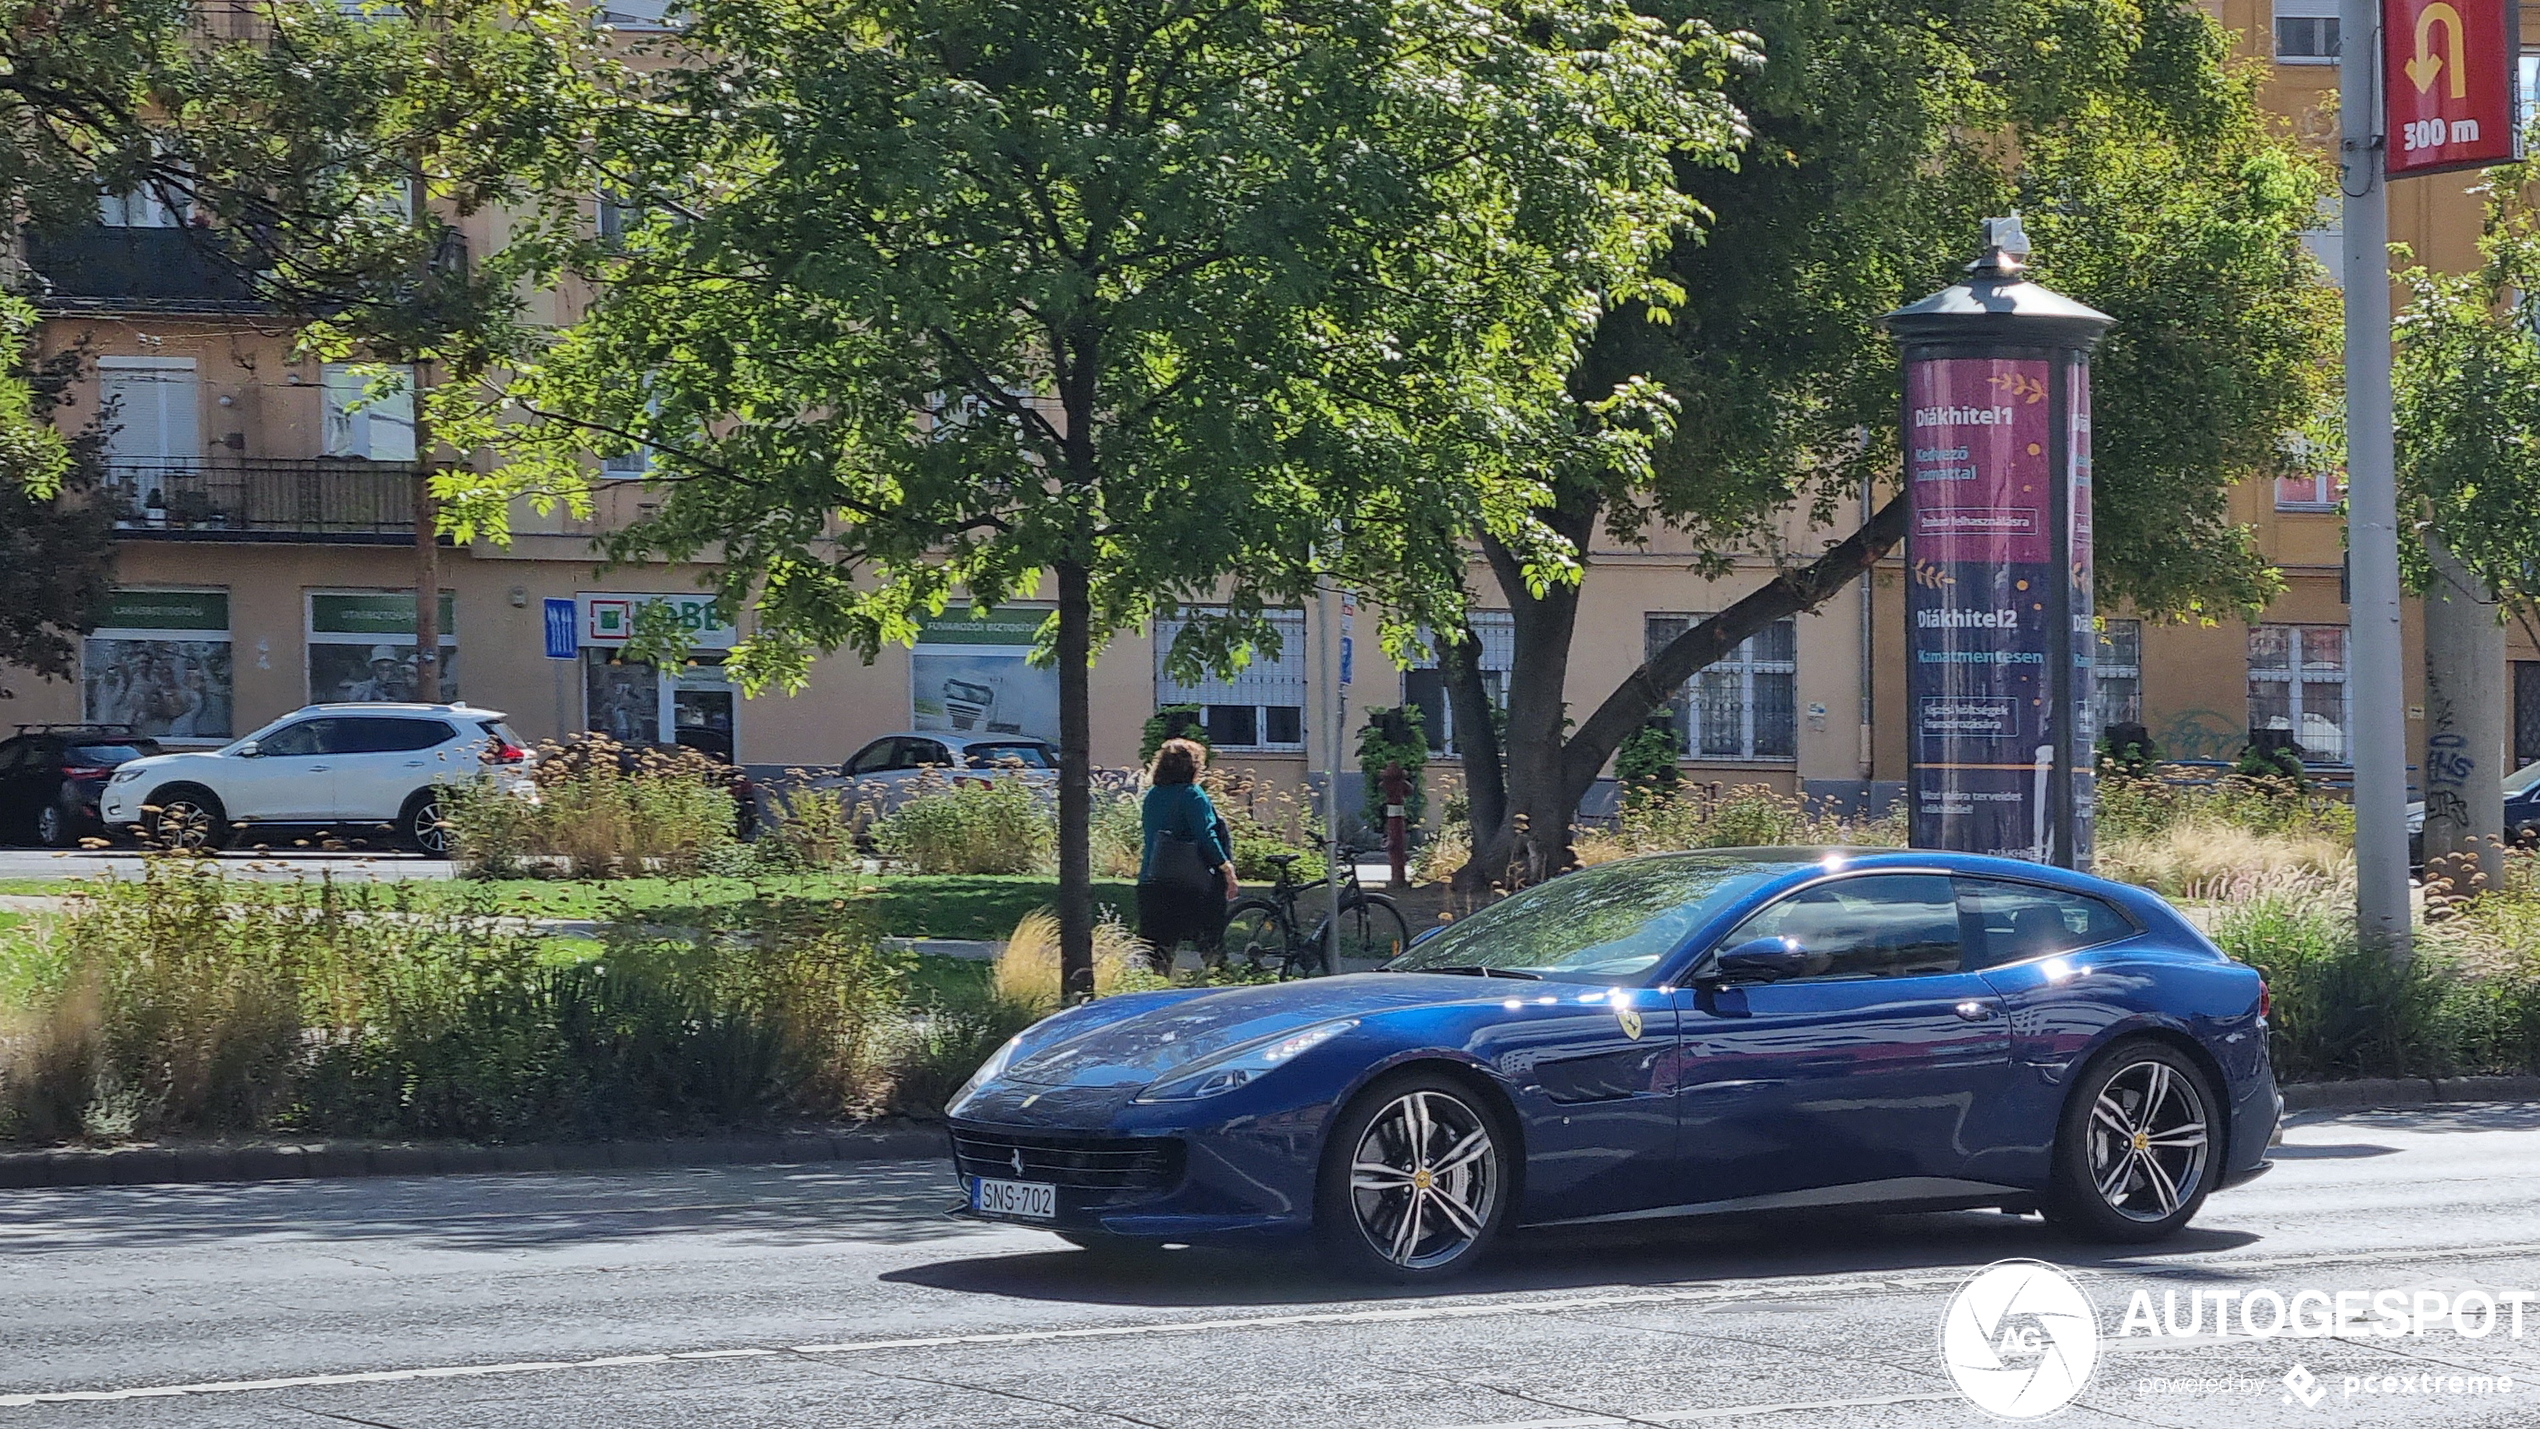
[2339,0,2414,958]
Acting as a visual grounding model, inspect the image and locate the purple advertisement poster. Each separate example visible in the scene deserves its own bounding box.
[1906,356,2093,859]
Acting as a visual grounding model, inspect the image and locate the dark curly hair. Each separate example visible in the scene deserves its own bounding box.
[1147,737,1207,785]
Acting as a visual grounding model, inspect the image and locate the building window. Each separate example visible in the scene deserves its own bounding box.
[97,186,178,229]
[321,364,419,462]
[1644,614,1797,760]
[308,589,458,704]
[82,588,234,741]
[1154,608,1308,752]
[2095,619,2143,731]
[2248,623,2349,764]
[2274,0,2340,61]
[1401,612,1514,754]
[2275,434,2344,510]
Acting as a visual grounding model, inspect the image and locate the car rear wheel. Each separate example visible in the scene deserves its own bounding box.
[2046,1040,2217,1243]
[144,786,229,852]
[1316,1071,1509,1281]
[401,790,452,855]
[34,802,73,849]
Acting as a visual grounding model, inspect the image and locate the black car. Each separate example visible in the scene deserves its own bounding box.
[0,725,166,847]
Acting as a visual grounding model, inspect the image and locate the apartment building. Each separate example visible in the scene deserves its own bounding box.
[1,1,2529,817]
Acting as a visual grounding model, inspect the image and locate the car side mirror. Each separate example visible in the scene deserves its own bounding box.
[1709,936,1813,984]
[233,741,260,758]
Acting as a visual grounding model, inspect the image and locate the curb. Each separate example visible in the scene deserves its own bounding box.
[2279,1075,2540,1111]
[0,1126,948,1191]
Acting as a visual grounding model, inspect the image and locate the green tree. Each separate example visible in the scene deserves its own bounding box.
[1436,0,2338,886]
[2396,158,2540,647]
[0,297,114,693]
[435,0,1750,995]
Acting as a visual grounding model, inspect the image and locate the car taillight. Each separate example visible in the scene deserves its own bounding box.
[490,741,527,765]
[60,766,113,781]
[2258,978,2272,1022]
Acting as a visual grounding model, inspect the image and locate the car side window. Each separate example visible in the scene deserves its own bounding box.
[907,740,952,767]
[336,718,453,754]
[1717,873,1966,981]
[1956,878,2135,969]
[256,720,335,757]
[845,739,904,776]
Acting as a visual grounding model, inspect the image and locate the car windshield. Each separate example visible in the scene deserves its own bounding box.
[2508,761,2540,796]
[1386,854,1804,979]
[965,742,1053,769]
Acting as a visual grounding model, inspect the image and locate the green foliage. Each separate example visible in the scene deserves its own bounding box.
[1614,722,1682,806]
[2234,742,2309,786]
[1356,706,1428,831]
[870,779,1055,876]
[445,735,739,879]
[0,299,115,688]
[1585,784,1905,859]
[2097,730,2159,781]
[2094,770,2353,846]
[2396,145,2540,626]
[1138,706,1209,766]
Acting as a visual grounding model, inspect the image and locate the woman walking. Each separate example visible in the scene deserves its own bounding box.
[1137,738,1238,971]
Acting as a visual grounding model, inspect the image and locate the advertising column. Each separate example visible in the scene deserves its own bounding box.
[1884,221,2111,867]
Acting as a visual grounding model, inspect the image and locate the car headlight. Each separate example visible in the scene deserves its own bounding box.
[949,1033,1026,1112]
[1133,1019,1359,1103]
[109,768,145,785]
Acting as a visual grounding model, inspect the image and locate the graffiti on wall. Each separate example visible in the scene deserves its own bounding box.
[2154,708,2243,763]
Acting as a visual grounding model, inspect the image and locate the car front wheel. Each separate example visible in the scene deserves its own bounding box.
[1316,1071,1510,1281]
[2047,1040,2218,1243]
[145,786,229,852]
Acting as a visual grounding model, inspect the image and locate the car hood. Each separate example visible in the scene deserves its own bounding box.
[111,750,227,781]
[1002,973,1502,1089]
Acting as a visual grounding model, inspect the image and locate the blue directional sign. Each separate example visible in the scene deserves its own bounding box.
[543,598,578,660]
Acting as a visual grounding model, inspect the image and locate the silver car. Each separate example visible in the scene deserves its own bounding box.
[813,731,1059,815]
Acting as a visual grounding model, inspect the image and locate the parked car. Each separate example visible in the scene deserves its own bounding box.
[0,725,165,847]
[949,849,2279,1280]
[815,732,1058,814]
[99,703,532,854]
[2406,757,2540,866]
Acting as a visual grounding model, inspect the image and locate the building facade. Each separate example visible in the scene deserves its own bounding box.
[4,1,2532,818]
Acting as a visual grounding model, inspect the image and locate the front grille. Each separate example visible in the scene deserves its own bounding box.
[950,1125,1184,1191]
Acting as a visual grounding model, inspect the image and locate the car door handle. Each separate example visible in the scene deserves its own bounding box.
[404,760,427,767]
[309,764,331,772]
[1953,1000,1999,1022]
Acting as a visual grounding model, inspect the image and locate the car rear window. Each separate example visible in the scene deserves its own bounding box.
[964,743,1052,769]
[66,743,157,765]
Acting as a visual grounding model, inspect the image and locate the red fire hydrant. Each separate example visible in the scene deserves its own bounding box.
[1381,761,1412,889]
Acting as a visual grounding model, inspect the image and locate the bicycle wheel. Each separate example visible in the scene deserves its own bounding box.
[1304,892,1410,975]
[1221,898,1293,974]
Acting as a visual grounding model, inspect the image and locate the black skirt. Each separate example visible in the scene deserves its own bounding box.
[1137,879,1225,955]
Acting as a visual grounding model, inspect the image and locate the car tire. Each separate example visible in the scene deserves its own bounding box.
[400,789,452,856]
[35,802,73,849]
[2045,1039,2220,1243]
[1315,1069,1512,1282]
[145,786,230,852]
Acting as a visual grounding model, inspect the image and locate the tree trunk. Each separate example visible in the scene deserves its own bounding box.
[1454,491,1910,890]
[2423,536,2506,903]
[1440,622,1510,900]
[1055,557,1095,1002]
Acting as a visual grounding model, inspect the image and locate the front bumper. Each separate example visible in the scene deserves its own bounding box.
[946,1082,1332,1241]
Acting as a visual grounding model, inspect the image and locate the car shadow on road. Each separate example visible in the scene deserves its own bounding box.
[878,1208,2262,1309]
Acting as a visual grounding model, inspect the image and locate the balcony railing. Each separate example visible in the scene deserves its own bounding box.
[104,459,423,542]
[22,226,263,313]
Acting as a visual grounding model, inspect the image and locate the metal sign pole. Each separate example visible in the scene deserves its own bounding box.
[2344,0,2415,958]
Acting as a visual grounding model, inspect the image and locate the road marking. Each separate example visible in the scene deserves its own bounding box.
[14,1238,2540,1409]
[1432,1391,1966,1429]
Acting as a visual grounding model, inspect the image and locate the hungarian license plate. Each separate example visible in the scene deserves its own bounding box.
[971,1176,1057,1220]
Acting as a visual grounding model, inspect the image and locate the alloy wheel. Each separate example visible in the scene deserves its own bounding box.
[35,804,69,848]
[1347,1089,1498,1270]
[411,798,451,855]
[2085,1058,2210,1222]
[155,798,219,851]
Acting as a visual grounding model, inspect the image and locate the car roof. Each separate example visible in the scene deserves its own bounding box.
[1603,846,2148,897]
[290,703,509,720]
[860,731,1052,748]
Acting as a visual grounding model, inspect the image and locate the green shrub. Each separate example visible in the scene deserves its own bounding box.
[871,777,1054,875]
[1356,705,1428,830]
[446,734,739,879]
[1584,784,1905,861]
[1614,722,1681,807]
[1138,705,1209,765]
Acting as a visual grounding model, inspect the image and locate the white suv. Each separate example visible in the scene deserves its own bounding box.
[100,703,532,855]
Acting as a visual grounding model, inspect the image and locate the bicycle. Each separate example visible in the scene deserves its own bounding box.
[1220,846,1412,978]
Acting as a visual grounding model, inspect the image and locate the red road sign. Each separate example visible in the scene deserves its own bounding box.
[2383,0,2520,177]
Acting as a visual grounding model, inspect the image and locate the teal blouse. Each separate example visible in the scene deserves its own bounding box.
[1140,782,1232,880]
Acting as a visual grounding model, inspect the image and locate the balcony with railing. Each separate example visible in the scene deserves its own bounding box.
[104,458,423,542]
[21,226,264,314]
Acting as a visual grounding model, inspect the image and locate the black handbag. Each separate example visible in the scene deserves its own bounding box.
[1147,830,1221,898]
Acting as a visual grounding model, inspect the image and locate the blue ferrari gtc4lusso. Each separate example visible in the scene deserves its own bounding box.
[947,848,2280,1280]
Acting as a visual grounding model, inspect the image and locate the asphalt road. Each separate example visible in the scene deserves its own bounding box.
[6,1106,2540,1428]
